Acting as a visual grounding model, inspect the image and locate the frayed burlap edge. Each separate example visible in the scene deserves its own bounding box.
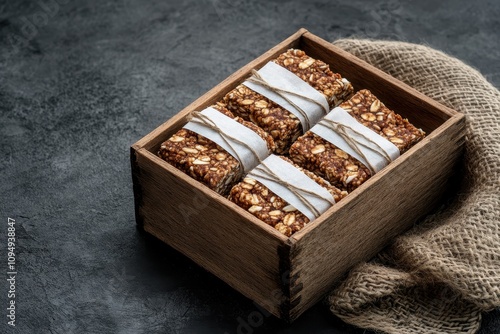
[328,39,500,334]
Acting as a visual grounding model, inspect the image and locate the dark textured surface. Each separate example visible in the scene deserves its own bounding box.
[1,0,499,333]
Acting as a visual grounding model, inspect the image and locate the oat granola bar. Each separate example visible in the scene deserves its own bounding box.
[221,49,354,154]
[228,156,348,236]
[158,104,275,195]
[338,89,425,152]
[289,90,425,191]
[289,132,372,192]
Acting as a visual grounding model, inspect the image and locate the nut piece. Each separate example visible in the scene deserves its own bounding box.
[311,144,326,154]
[182,147,199,154]
[370,99,381,112]
[192,159,210,165]
[169,135,185,142]
[195,144,207,151]
[383,128,396,137]
[215,152,227,161]
[275,223,291,236]
[255,100,268,108]
[240,183,254,190]
[248,205,262,213]
[361,113,376,121]
[283,213,296,226]
[251,194,260,205]
[345,175,356,184]
[243,177,256,185]
[334,149,349,159]
[345,164,358,172]
[298,58,315,69]
[390,137,404,144]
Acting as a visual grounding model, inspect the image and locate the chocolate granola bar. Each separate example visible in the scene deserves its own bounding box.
[228,156,347,236]
[289,90,425,191]
[158,104,275,195]
[221,49,353,154]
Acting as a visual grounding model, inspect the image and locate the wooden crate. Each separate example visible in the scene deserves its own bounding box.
[130,28,465,322]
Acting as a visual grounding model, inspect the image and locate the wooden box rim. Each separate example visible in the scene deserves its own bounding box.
[132,28,464,245]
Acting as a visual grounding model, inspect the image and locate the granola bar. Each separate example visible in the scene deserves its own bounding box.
[289,132,372,192]
[221,49,354,154]
[158,104,275,195]
[338,89,425,153]
[289,90,425,191]
[228,156,348,236]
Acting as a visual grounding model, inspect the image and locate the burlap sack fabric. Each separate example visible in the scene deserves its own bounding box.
[328,39,500,334]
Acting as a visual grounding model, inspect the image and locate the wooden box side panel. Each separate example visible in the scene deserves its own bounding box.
[301,32,455,133]
[133,148,286,317]
[286,115,465,320]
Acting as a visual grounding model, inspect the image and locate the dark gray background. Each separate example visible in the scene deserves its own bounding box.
[1,0,499,333]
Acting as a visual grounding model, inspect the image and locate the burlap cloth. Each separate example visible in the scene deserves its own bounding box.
[327,39,500,334]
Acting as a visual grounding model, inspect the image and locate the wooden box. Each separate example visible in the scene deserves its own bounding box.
[130,29,465,322]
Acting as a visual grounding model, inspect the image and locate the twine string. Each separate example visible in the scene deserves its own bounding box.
[250,161,336,219]
[246,69,329,131]
[319,118,393,174]
[188,111,263,174]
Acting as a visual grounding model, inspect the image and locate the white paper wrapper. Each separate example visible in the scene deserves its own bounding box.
[184,107,270,173]
[311,107,400,173]
[243,62,329,131]
[247,155,335,221]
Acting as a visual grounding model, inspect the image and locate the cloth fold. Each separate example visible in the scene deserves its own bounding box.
[328,39,500,334]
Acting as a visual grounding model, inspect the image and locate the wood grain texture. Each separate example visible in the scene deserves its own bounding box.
[134,147,287,316]
[131,29,466,322]
[287,114,465,320]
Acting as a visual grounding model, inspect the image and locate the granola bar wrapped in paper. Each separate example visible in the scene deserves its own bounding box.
[158,104,275,195]
[221,49,354,154]
[229,155,347,236]
[289,90,425,191]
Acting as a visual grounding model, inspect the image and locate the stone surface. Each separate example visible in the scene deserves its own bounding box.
[0,0,499,333]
